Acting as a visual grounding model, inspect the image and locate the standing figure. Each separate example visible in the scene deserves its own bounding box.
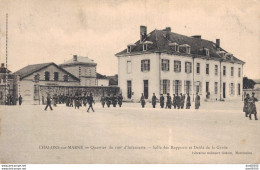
[118,94,123,107]
[100,95,106,108]
[53,94,58,107]
[18,95,23,106]
[152,93,157,108]
[106,94,111,107]
[87,93,95,112]
[160,94,164,108]
[140,93,146,108]
[166,93,172,109]
[44,94,53,111]
[186,93,191,109]
[248,92,258,120]
[180,93,185,109]
[74,95,80,109]
[243,94,250,117]
[176,93,180,109]
[112,94,117,107]
[83,94,87,107]
[172,94,176,109]
[195,93,200,109]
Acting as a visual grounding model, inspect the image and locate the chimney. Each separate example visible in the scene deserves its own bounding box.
[191,35,201,39]
[73,55,77,61]
[216,39,220,48]
[140,25,147,42]
[1,63,4,68]
[165,27,171,39]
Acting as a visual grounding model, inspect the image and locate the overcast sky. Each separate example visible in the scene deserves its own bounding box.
[0,0,259,79]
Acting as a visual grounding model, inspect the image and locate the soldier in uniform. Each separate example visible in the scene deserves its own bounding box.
[180,93,185,109]
[106,94,111,107]
[248,92,258,120]
[166,93,172,109]
[87,93,95,112]
[172,94,176,109]
[176,93,180,109]
[140,93,146,108]
[18,95,23,106]
[186,93,191,109]
[160,94,164,108]
[83,93,87,107]
[112,94,117,107]
[100,95,106,108]
[243,94,250,117]
[44,94,53,111]
[53,94,58,107]
[118,94,123,107]
[195,92,200,109]
[152,93,157,108]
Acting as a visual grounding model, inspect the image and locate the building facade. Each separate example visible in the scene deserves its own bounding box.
[115,26,244,102]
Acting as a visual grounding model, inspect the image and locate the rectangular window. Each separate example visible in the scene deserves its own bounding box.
[184,80,191,94]
[127,61,132,73]
[185,62,192,73]
[187,47,190,54]
[0,91,2,99]
[206,82,209,93]
[64,75,68,82]
[54,72,59,81]
[196,63,200,74]
[127,46,131,53]
[223,66,226,76]
[161,59,170,71]
[161,79,170,94]
[206,64,209,75]
[214,82,218,94]
[195,81,202,95]
[238,83,241,95]
[238,68,241,77]
[174,60,181,72]
[141,59,150,72]
[127,80,132,99]
[231,67,234,76]
[143,44,147,51]
[45,71,50,81]
[173,80,182,94]
[230,83,235,95]
[215,65,218,76]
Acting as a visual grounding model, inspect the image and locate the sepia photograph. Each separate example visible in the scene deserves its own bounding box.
[0,0,259,168]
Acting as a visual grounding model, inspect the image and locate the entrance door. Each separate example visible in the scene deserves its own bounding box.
[223,82,226,98]
[143,80,148,99]
[127,80,132,99]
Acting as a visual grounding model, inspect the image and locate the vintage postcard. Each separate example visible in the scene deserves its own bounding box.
[0,0,259,165]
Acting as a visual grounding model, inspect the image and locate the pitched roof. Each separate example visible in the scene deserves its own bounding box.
[96,73,108,79]
[253,79,260,84]
[60,56,97,67]
[14,62,80,81]
[107,75,118,86]
[115,28,245,64]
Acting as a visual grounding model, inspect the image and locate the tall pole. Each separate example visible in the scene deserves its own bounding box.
[5,13,8,105]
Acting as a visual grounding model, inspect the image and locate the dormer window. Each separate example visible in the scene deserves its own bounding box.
[127,44,136,53]
[179,44,190,54]
[217,51,226,58]
[205,48,209,56]
[169,42,179,52]
[143,41,153,51]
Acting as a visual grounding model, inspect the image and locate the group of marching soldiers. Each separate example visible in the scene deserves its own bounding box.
[140,92,201,109]
[243,92,258,120]
[100,94,123,108]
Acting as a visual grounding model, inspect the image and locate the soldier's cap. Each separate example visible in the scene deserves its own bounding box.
[252,92,255,94]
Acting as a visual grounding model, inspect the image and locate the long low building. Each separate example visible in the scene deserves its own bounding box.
[115,26,245,102]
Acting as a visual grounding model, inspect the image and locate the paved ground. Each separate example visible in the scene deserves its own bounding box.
[0,101,259,164]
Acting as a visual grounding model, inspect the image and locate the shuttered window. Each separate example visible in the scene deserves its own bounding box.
[141,59,150,72]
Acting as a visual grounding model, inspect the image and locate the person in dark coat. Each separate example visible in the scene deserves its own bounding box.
[100,95,106,108]
[160,94,164,108]
[83,94,87,107]
[112,94,117,107]
[18,95,22,106]
[118,94,123,107]
[53,94,58,107]
[44,94,53,111]
[166,93,172,109]
[106,94,111,107]
[176,93,180,109]
[195,92,200,109]
[140,93,145,108]
[87,93,95,112]
[180,93,185,109]
[248,92,258,120]
[74,95,80,109]
[186,93,191,109]
[172,94,176,109]
[152,93,157,108]
[243,94,250,117]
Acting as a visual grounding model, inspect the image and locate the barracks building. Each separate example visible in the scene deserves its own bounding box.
[115,26,245,102]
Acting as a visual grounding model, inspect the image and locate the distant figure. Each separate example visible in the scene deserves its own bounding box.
[186,93,191,109]
[106,94,111,108]
[195,93,200,109]
[243,94,250,117]
[248,92,258,120]
[160,94,164,108]
[112,94,117,107]
[83,94,87,107]
[166,93,172,109]
[53,94,58,107]
[172,94,176,109]
[180,93,185,109]
[176,93,180,109]
[44,94,53,111]
[118,94,123,107]
[100,95,106,108]
[140,93,145,108]
[18,95,23,106]
[152,93,157,108]
[87,93,95,112]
